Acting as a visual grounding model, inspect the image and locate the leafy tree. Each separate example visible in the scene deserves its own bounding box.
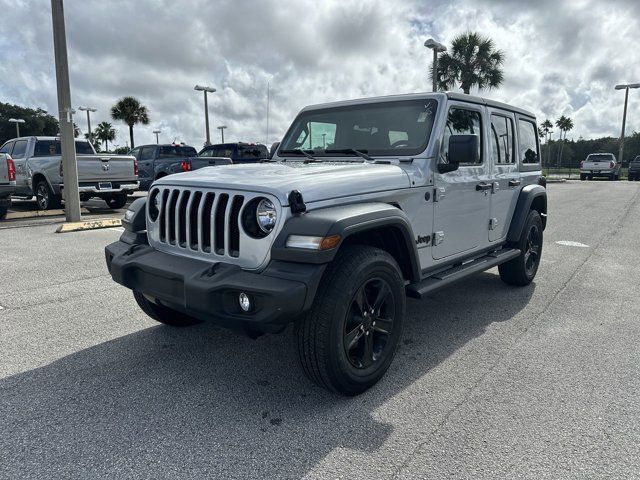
[94,121,116,152]
[0,102,59,144]
[110,96,149,148]
[435,32,505,94]
[539,119,553,167]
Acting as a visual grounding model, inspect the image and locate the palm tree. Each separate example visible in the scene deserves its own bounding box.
[555,116,574,167]
[84,133,101,152]
[539,119,553,167]
[110,96,149,148]
[95,121,116,152]
[435,32,505,94]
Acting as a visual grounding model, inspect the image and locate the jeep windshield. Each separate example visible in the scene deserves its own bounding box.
[279,99,437,159]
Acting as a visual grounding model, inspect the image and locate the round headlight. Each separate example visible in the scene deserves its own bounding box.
[256,198,277,233]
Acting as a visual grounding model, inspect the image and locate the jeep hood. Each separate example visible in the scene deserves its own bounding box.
[155,162,411,205]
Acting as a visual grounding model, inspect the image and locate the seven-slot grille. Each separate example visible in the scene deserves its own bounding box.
[149,186,245,258]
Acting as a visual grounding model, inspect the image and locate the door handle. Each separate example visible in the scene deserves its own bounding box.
[508,180,521,187]
[476,182,492,191]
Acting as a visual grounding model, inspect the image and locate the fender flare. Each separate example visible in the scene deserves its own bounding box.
[507,184,547,242]
[271,202,421,282]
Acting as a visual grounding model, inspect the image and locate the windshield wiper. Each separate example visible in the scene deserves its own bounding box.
[324,148,372,161]
[280,148,317,160]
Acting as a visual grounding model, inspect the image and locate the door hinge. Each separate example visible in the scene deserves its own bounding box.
[434,187,446,202]
[489,218,499,230]
[433,231,445,245]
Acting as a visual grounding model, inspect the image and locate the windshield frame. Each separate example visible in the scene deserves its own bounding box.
[277,98,439,160]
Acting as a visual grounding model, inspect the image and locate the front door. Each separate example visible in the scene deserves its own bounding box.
[432,103,491,260]
[488,111,520,242]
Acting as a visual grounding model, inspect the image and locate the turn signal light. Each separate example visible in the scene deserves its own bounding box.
[134,159,139,176]
[181,160,192,172]
[6,157,16,181]
[286,234,341,250]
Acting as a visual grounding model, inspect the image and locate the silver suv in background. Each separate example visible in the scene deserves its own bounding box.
[105,92,547,395]
[0,137,139,210]
[580,152,620,181]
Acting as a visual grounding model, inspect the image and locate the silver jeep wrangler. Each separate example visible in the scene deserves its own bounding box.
[106,92,547,395]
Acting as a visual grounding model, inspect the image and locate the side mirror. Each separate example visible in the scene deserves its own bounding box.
[438,135,479,173]
[269,141,280,159]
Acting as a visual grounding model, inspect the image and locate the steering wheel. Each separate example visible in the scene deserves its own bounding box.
[390,140,410,148]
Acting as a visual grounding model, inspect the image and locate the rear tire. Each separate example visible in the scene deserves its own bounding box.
[35,179,61,210]
[499,210,543,287]
[295,246,405,395]
[105,193,128,209]
[580,173,586,181]
[133,290,202,327]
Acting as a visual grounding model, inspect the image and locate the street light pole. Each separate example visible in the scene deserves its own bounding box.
[78,106,96,145]
[51,0,81,222]
[153,130,161,144]
[194,85,216,145]
[615,83,640,164]
[424,39,447,92]
[8,118,25,137]
[217,125,227,143]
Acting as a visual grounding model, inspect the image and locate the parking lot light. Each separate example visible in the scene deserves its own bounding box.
[8,118,26,137]
[78,106,97,144]
[217,125,227,143]
[194,85,216,146]
[424,39,447,92]
[615,83,640,164]
[153,129,161,144]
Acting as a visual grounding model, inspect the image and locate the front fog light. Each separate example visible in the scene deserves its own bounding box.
[239,292,251,312]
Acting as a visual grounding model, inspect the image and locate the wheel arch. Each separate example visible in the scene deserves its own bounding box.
[507,184,547,242]
[32,172,53,194]
[271,202,421,283]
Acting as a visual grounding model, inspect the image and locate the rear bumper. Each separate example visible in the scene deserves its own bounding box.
[61,182,139,197]
[580,169,615,175]
[105,240,325,334]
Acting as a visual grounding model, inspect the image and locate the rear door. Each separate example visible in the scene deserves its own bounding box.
[488,111,520,242]
[432,103,491,260]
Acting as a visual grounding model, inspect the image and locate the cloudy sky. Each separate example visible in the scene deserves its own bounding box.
[1,0,639,149]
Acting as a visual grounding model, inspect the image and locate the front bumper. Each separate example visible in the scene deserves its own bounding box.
[105,240,325,334]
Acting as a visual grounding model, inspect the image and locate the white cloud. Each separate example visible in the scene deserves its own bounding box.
[1,0,639,149]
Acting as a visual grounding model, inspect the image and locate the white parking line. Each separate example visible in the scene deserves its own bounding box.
[556,240,590,248]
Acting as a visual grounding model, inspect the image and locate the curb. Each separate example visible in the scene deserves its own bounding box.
[55,218,122,233]
[5,207,90,220]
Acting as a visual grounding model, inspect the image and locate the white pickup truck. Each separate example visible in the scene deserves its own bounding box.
[580,152,620,181]
[0,136,139,210]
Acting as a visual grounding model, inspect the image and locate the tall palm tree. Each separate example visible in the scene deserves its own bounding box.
[110,96,149,148]
[555,116,574,167]
[95,121,116,152]
[540,119,553,167]
[435,32,505,94]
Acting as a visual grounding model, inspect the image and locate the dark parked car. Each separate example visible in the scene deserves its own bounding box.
[628,156,640,181]
[130,144,198,191]
[198,142,269,164]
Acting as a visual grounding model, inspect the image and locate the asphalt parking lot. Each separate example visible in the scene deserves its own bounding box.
[1,181,639,479]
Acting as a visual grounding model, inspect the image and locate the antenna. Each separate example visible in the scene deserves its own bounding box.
[266,81,270,145]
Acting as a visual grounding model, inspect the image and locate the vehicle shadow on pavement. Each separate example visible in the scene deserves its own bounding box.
[0,272,535,479]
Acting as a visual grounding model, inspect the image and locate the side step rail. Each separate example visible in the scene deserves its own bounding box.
[406,248,521,299]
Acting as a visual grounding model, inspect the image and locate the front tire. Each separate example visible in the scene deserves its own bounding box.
[133,290,202,327]
[499,210,543,287]
[295,246,405,395]
[105,193,128,209]
[35,180,61,210]
[580,173,586,181]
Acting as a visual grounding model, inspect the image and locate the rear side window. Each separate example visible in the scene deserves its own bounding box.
[0,142,14,154]
[129,147,141,159]
[140,146,155,160]
[490,114,515,164]
[11,140,28,159]
[440,107,483,165]
[518,120,540,164]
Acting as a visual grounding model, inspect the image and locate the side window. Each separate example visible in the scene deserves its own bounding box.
[199,149,213,157]
[11,140,28,159]
[129,147,141,159]
[440,107,482,165]
[518,119,540,164]
[0,142,14,154]
[490,114,515,165]
[140,146,155,161]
